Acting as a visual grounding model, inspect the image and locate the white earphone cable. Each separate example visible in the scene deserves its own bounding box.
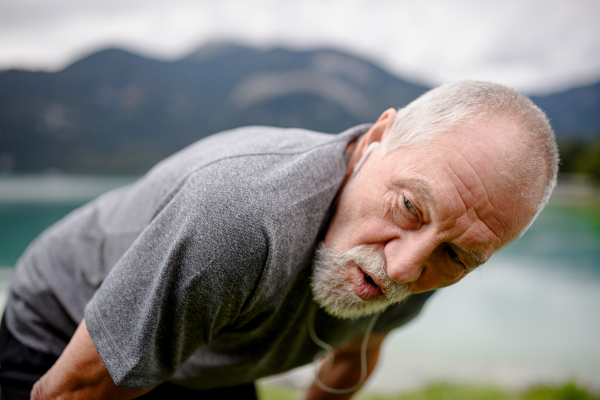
[351,141,380,178]
[308,307,381,394]
[306,139,382,394]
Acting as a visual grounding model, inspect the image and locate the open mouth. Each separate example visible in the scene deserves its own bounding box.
[353,265,384,301]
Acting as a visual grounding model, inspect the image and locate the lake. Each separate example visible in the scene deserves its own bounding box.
[1,174,599,393]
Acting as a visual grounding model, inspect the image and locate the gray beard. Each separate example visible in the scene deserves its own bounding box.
[310,243,411,319]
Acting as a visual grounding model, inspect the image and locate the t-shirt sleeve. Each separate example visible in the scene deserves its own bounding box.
[84,171,268,389]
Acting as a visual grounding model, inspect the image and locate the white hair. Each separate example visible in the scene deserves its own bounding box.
[381,80,559,238]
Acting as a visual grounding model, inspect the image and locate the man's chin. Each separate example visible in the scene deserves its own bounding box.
[316,297,396,319]
[310,242,412,319]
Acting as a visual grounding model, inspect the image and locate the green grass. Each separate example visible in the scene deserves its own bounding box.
[521,383,600,400]
[257,384,301,400]
[359,383,514,400]
[258,382,600,400]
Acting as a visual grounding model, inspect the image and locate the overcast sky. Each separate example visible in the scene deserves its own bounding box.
[1,0,599,95]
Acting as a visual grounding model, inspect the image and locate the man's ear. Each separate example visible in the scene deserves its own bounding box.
[371,107,397,142]
[356,108,396,154]
[347,108,397,173]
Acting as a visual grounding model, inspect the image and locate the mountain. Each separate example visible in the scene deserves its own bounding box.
[0,43,598,173]
[0,44,428,173]
[530,82,600,139]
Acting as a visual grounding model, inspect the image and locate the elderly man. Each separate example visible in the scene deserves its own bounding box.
[0,81,558,400]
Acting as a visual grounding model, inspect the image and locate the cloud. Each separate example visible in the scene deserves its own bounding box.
[0,0,598,94]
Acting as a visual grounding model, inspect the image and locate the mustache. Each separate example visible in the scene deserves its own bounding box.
[311,242,411,319]
[342,245,409,301]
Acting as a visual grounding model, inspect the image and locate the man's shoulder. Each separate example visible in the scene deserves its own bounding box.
[179,125,366,208]
[171,124,370,167]
[140,124,369,211]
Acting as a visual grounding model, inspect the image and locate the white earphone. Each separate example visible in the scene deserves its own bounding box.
[351,141,380,178]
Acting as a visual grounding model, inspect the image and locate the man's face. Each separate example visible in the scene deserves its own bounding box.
[312,117,534,319]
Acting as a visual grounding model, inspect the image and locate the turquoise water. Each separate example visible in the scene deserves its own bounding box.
[0,174,138,267]
[1,175,599,391]
[0,202,85,266]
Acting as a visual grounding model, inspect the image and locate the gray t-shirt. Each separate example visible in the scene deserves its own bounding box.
[6,125,433,389]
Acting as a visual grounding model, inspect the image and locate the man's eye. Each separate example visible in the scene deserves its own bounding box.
[403,196,418,216]
[446,246,463,264]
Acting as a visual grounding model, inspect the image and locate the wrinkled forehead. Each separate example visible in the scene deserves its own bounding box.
[387,126,539,248]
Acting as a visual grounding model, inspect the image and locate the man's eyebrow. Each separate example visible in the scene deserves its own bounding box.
[391,178,436,210]
[392,178,489,268]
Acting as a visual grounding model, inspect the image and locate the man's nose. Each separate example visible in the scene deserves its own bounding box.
[384,235,436,284]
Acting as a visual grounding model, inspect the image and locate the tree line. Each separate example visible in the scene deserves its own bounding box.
[558,132,600,181]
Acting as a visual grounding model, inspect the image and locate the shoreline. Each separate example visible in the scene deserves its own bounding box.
[549,173,600,208]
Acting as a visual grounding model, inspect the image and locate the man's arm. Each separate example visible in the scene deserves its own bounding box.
[31,319,154,400]
[305,332,387,400]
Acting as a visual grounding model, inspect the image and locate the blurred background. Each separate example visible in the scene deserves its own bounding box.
[1,0,599,397]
